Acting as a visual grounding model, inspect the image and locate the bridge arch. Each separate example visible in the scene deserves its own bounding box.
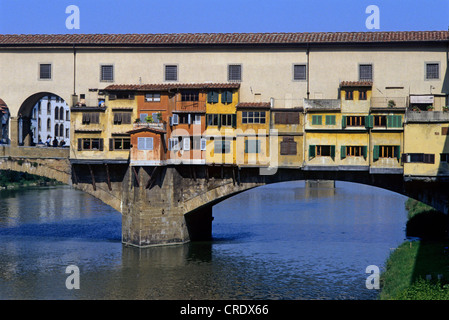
[16,92,71,147]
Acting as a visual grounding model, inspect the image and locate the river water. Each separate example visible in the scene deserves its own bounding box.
[0,181,408,300]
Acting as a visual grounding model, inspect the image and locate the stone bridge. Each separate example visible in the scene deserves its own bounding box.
[2,147,449,247]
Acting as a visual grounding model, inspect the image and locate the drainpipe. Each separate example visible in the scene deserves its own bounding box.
[306,45,310,99]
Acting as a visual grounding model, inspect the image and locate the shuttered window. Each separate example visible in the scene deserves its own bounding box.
[325,115,336,125]
[100,65,114,81]
[373,145,401,161]
[402,153,435,164]
[137,137,153,150]
[109,138,131,151]
[82,112,100,124]
[311,115,322,125]
[386,115,402,128]
[341,146,367,159]
[309,145,335,160]
[293,64,306,81]
[245,139,261,154]
[280,137,297,155]
[207,91,219,104]
[165,65,178,81]
[214,140,231,154]
[113,112,132,125]
[228,64,242,82]
[274,112,300,125]
[221,90,233,104]
[39,64,52,80]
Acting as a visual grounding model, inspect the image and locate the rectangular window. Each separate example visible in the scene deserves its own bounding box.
[373,115,387,127]
[426,63,439,80]
[207,114,219,126]
[193,114,201,125]
[214,140,231,154]
[242,111,266,124]
[221,90,233,104]
[359,90,367,100]
[245,139,261,154]
[79,138,103,151]
[440,153,449,163]
[137,137,153,150]
[342,146,367,158]
[309,145,335,160]
[311,115,322,125]
[403,153,435,164]
[359,64,373,81]
[345,116,365,127]
[221,114,234,127]
[168,138,180,151]
[293,64,307,81]
[113,112,132,125]
[345,90,354,100]
[100,65,114,82]
[193,137,207,150]
[82,112,100,124]
[325,115,336,125]
[274,112,300,125]
[181,90,199,102]
[145,93,161,102]
[387,115,402,128]
[280,137,297,155]
[228,64,242,82]
[165,65,178,81]
[373,145,400,161]
[110,138,131,150]
[39,64,52,80]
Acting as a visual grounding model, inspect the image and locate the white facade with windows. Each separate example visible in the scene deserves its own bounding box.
[30,95,70,146]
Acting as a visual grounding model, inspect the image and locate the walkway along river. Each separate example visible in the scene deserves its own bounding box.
[0,181,408,299]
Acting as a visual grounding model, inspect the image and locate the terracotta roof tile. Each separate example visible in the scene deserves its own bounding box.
[340,81,373,87]
[104,83,240,91]
[0,31,447,46]
[236,102,271,109]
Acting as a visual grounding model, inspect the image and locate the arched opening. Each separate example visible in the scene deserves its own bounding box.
[0,98,10,144]
[17,92,71,147]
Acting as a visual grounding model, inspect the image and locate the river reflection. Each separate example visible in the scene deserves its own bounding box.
[0,181,408,300]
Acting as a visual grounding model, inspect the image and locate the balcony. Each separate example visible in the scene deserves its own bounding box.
[304,99,341,111]
[133,122,166,131]
[174,100,206,113]
[370,97,408,110]
[405,110,449,123]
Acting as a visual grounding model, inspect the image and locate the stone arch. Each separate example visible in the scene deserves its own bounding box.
[0,98,10,144]
[16,92,70,146]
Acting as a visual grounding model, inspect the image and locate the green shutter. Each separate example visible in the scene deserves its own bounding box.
[395,145,401,160]
[341,115,347,129]
[207,91,213,103]
[232,114,237,128]
[396,115,402,128]
[330,145,335,160]
[362,146,367,159]
[373,145,380,161]
[226,91,233,104]
[365,115,373,129]
[341,145,346,159]
[213,91,219,103]
[244,140,248,153]
[326,115,336,125]
[309,145,316,159]
[387,115,394,128]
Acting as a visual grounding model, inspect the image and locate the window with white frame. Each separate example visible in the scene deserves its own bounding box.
[137,137,153,150]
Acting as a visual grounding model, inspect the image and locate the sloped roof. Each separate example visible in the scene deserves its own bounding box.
[0,31,447,46]
[104,83,240,91]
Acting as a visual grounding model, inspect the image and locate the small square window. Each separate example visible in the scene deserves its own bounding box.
[228,64,242,82]
[165,65,178,81]
[426,63,439,80]
[293,64,306,81]
[359,64,373,81]
[101,65,114,82]
[39,64,52,80]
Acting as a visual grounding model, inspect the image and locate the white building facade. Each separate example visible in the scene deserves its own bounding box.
[31,95,70,146]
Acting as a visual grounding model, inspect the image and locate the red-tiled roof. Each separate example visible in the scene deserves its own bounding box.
[127,127,166,135]
[236,102,271,109]
[104,83,240,91]
[340,81,373,87]
[0,31,447,46]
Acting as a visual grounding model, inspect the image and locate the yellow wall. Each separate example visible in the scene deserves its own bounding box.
[404,123,449,176]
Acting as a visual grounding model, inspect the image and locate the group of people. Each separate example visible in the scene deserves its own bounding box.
[37,136,66,147]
